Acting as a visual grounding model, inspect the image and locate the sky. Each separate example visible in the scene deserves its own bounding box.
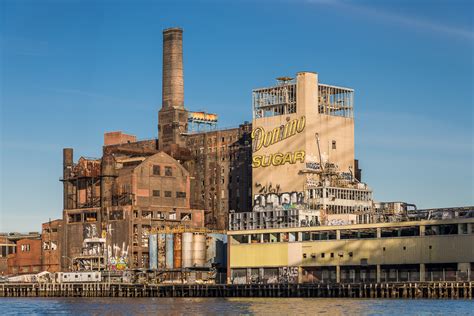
[1,0,473,232]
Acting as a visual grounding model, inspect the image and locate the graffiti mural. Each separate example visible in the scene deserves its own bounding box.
[253,191,304,211]
[279,266,299,284]
[107,242,129,270]
[83,223,98,239]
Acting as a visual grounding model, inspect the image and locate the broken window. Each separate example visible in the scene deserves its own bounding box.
[68,213,82,223]
[152,165,160,175]
[109,210,124,220]
[84,211,97,222]
[165,166,172,176]
[332,140,336,149]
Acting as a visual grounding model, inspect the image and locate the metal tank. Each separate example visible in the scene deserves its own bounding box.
[181,232,193,268]
[165,234,174,269]
[157,233,167,270]
[149,234,158,270]
[173,233,182,269]
[192,233,206,267]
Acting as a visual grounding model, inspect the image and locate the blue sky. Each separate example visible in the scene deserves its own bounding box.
[1,0,473,232]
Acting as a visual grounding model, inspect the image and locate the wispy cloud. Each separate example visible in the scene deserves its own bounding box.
[306,0,474,40]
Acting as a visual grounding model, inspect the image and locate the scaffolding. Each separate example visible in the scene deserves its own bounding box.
[318,84,354,118]
[253,77,297,119]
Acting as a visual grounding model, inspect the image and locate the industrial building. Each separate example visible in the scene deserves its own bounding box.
[228,213,474,284]
[60,27,251,272]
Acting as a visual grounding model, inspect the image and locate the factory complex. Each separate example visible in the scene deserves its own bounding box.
[1,27,473,288]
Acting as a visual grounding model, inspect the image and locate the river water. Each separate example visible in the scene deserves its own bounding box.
[0,297,473,315]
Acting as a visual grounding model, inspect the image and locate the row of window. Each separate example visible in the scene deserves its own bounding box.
[231,224,472,244]
[152,190,186,198]
[152,165,173,177]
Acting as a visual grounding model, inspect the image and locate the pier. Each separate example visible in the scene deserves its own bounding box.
[1,282,472,299]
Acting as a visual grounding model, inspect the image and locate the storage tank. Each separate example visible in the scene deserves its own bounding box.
[158,233,167,270]
[192,233,206,267]
[181,232,193,268]
[173,233,182,269]
[165,233,174,269]
[149,234,158,270]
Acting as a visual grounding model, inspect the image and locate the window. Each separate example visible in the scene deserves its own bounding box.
[176,191,186,198]
[21,244,31,252]
[165,167,172,176]
[152,190,160,197]
[332,140,336,149]
[153,165,160,175]
[110,210,124,220]
[321,253,325,258]
[164,191,172,198]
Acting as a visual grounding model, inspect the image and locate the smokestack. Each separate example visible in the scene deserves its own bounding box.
[162,27,184,109]
[63,148,73,210]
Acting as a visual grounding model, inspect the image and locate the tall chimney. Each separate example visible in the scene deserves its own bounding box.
[158,27,188,154]
[162,27,184,109]
[63,148,73,210]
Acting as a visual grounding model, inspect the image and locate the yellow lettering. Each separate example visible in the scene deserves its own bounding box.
[297,116,306,133]
[284,120,298,139]
[251,127,265,152]
[282,153,293,165]
[252,155,262,168]
[261,155,271,167]
[294,151,305,163]
[272,153,283,166]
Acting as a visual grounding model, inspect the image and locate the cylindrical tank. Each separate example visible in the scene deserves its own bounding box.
[181,232,193,268]
[192,233,206,267]
[173,233,182,269]
[158,233,167,270]
[162,28,184,109]
[149,234,158,270]
[165,234,174,269]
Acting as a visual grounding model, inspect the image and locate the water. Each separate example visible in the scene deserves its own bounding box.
[0,298,473,315]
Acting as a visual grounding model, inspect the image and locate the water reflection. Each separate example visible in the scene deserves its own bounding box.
[1,297,472,315]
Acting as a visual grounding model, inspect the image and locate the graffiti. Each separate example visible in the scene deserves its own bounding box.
[109,256,128,271]
[279,266,298,284]
[251,116,306,152]
[255,182,281,195]
[253,192,304,211]
[327,219,350,226]
[107,241,129,270]
[83,223,98,239]
[305,162,320,171]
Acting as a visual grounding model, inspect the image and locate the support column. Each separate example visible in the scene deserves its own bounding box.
[336,265,341,283]
[420,263,425,282]
[377,264,381,283]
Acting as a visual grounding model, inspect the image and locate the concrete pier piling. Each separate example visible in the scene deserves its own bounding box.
[1,282,473,298]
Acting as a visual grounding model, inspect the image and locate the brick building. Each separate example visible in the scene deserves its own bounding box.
[7,238,42,275]
[41,219,63,273]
